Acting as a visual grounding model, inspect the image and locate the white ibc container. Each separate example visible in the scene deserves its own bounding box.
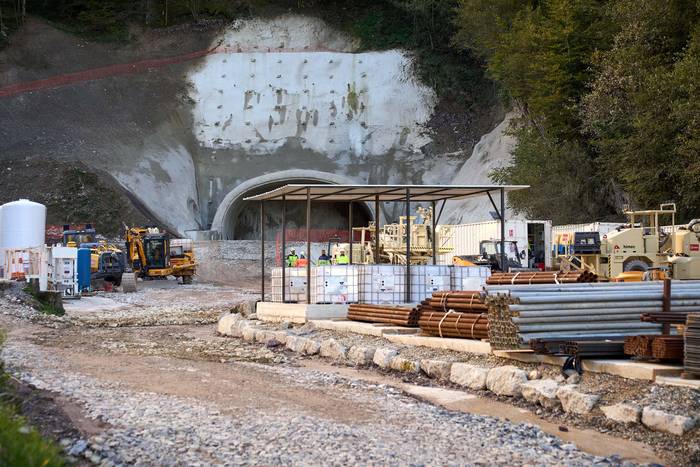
[410,265,452,302]
[450,265,491,291]
[271,267,308,303]
[0,199,46,249]
[358,265,406,304]
[310,265,359,304]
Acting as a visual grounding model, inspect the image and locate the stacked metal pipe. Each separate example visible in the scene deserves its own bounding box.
[347,304,419,327]
[685,313,700,377]
[484,281,700,350]
[416,291,489,339]
[485,271,597,285]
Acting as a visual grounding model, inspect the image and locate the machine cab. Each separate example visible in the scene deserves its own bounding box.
[143,234,169,270]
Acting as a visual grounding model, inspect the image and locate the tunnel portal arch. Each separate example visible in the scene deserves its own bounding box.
[211,170,375,240]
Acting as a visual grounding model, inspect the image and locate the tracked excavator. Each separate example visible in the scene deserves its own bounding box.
[124,226,196,284]
[62,225,126,288]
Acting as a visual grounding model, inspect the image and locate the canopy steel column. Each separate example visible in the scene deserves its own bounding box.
[405,188,411,303]
[431,200,437,265]
[306,187,312,304]
[500,188,506,272]
[374,195,380,264]
[281,194,286,302]
[260,201,265,302]
[348,201,354,264]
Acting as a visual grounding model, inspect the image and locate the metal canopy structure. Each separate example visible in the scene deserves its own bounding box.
[245,184,529,304]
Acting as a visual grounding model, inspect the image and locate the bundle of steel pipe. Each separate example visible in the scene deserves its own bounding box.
[417,309,489,339]
[624,335,654,358]
[347,304,419,327]
[562,340,626,358]
[485,271,598,285]
[427,291,487,312]
[684,314,700,377]
[483,282,684,350]
[641,312,690,324]
[651,336,684,361]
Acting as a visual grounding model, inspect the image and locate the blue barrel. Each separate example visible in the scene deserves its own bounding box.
[77,248,91,292]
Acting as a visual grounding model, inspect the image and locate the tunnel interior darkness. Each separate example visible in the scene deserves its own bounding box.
[228,180,373,240]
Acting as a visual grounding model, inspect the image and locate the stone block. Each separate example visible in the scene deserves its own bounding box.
[390,356,420,373]
[556,385,600,414]
[601,403,641,424]
[216,313,240,335]
[319,339,347,360]
[285,336,309,353]
[486,366,528,396]
[521,379,560,408]
[420,359,452,380]
[302,339,321,355]
[642,407,697,436]
[373,348,398,369]
[241,326,258,342]
[450,363,488,390]
[348,345,376,365]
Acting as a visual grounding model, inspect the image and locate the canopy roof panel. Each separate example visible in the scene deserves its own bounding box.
[243,184,529,202]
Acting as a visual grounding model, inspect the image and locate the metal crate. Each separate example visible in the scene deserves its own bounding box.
[358,265,407,304]
[450,265,491,291]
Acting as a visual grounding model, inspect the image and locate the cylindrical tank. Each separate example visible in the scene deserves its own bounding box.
[0,199,47,249]
[77,248,92,292]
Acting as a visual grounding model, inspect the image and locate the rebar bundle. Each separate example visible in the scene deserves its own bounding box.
[624,335,654,358]
[685,314,700,377]
[482,281,698,350]
[347,304,419,327]
[485,271,597,285]
[416,291,489,339]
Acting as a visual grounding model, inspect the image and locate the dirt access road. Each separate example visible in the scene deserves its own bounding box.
[0,282,662,465]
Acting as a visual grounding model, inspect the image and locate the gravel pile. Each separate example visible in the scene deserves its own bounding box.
[1,339,623,466]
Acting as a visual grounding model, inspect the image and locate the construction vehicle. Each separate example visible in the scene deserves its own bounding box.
[453,239,527,272]
[667,218,700,279]
[62,225,126,287]
[560,204,678,279]
[124,226,196,283]
[330,207,453,265]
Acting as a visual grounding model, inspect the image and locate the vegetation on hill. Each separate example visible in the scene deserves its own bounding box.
[2,0,698,223]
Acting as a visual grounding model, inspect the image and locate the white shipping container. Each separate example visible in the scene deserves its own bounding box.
[439,220,552,268]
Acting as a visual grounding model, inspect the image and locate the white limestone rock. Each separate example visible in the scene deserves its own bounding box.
[373,348,398,369]
[420,359,453,381]
[521,379,560,409]
[390,357,420,373]
[450,363,488,390]
[348,345,376,365]
[601,403,642,424]
[319,339,347,360]
[556,385,600,415]
[486,366,528,397]
[642,407,698,436]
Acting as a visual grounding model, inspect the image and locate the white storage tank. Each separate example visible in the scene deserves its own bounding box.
[0,199,46,249]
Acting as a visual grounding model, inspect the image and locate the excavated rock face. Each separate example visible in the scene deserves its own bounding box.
[1,16,512,237]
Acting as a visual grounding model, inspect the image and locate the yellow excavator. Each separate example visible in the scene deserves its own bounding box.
[124,226,196,284]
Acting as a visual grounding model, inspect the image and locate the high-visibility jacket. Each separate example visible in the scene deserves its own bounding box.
[317,255,331,266]
[296,258,309,267]
[336,254,350,265]
[286,254,298,267]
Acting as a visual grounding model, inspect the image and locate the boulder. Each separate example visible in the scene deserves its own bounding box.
[373,348,398,369]
[285,336,309,353]
[230,319,251,338]
[601,403,641,424]
[241,326,258,342]
[319,339,347,360]
[389,356,420,373]
[348,345,376,365]
[216,313,240,335]
[642,407,698,436]
[556,385,600,414]
[302,339,321,355]
[420,359,453,380]
[521,379,560,408]
[486,366,528,396]
[256,330,288,347]
[528,369,542,380]
[450,363,488,390]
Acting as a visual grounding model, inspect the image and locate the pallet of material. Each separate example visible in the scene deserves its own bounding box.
[417,291,489,339]
[485,271,597,285]
[347,304,419,327]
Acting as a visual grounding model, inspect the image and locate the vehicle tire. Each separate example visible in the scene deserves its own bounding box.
[121,272,138,293]
[113,275,122,287]
[181,275,193,285]
[624,259,650,272]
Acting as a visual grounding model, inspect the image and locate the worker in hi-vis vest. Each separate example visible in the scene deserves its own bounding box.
[296,254,309,267]
[286,249,298,267]
[336,250,350,265]
[317,250,331,266]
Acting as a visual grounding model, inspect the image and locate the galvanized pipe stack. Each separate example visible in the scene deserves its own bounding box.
[484,281,700,350]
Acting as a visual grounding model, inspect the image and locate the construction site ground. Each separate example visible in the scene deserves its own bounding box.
[0,280,698,465]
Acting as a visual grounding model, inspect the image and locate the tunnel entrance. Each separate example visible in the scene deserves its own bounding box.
[211,171,374,240]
